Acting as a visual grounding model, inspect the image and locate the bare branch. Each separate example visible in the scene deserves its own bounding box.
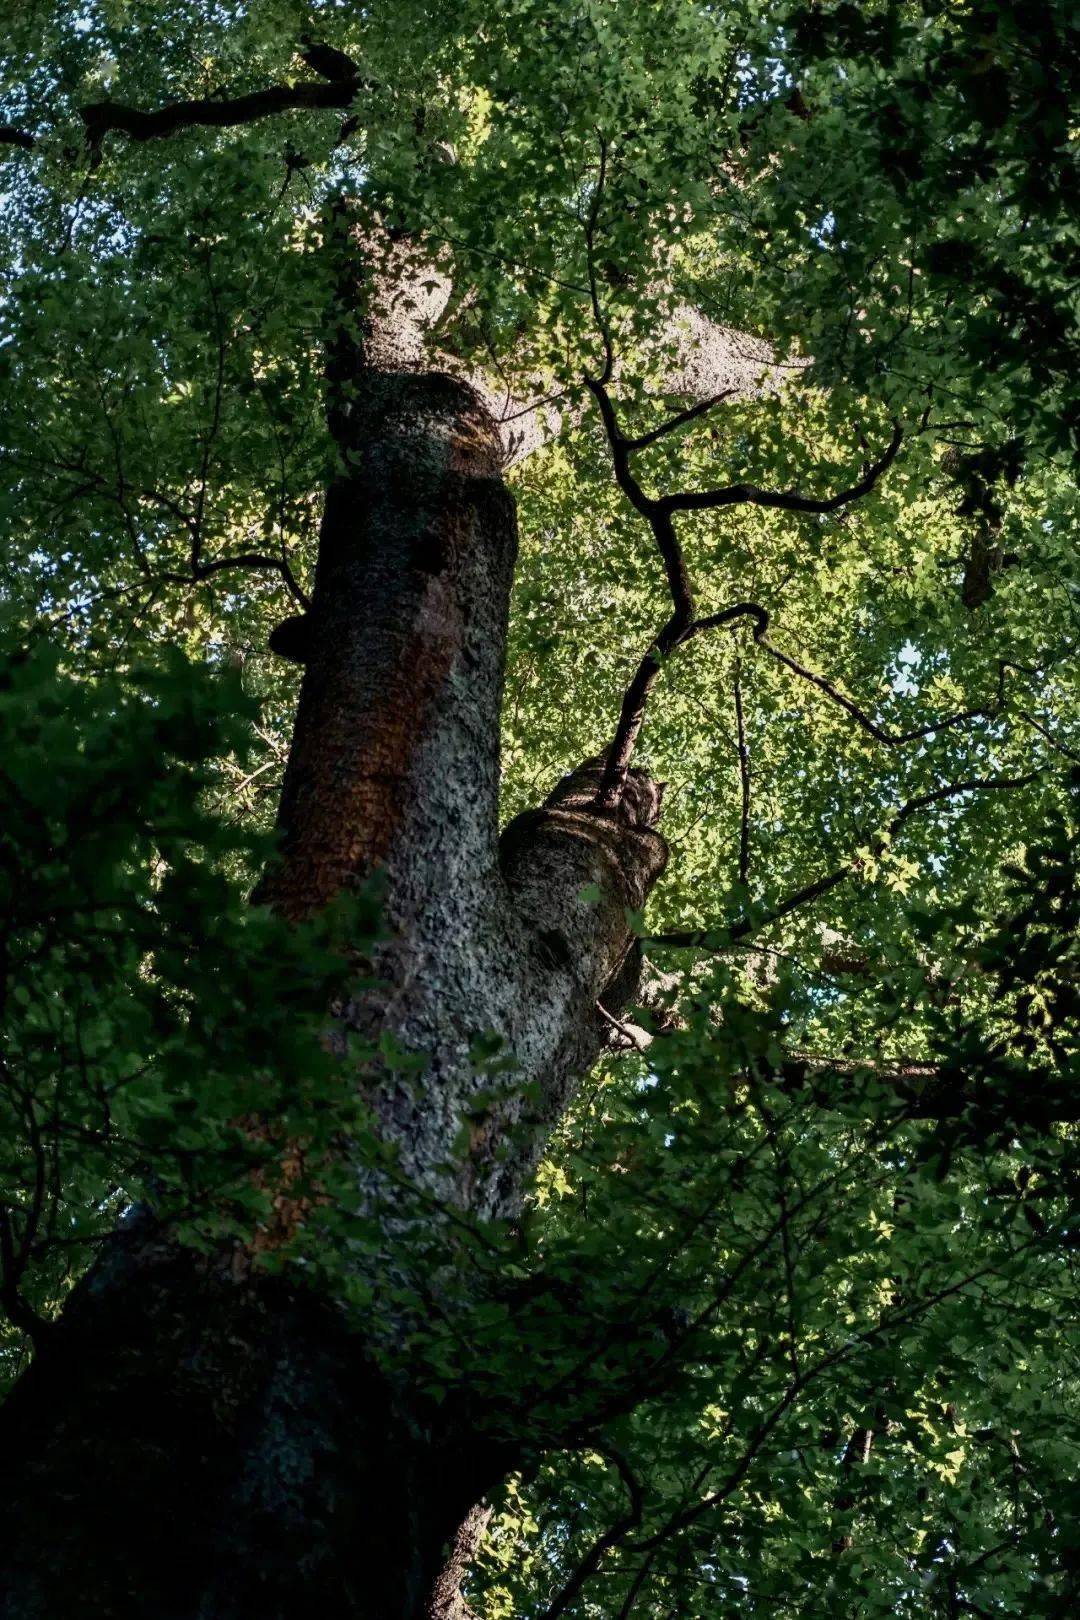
[584,132,615,387]
[0,81,365,161]
[1016,709,1080,765]
[594,619,685,813]
[186,549,310,607]
[659,419,903,517]
[80,76,363,150]
[596,1001,652,1054]
[688,601,769,639]
[627,1246,1043,1555]
[5,448,310,608]
[297,38,363,86]
[584,268,901,808]
[586,371,697,811]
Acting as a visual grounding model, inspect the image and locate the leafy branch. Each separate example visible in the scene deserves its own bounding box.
[5,448,310,609]
[648,771,1042,949]
[537,1442,645,1620]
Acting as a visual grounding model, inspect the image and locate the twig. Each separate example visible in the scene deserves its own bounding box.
[621,390,736,452]
[627,1244,1043,1555]
[537,1442,645,1620]
[596,1002,651,1054]
[733,657,750,886]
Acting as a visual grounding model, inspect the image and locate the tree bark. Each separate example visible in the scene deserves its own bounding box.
[0,365,667,1616]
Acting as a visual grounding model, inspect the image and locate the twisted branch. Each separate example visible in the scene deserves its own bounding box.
[585,366,902,808]
[599,588,1019,832]
[581,146,904,810]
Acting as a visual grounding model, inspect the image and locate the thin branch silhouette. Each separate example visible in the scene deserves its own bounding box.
[649,771,1042,950]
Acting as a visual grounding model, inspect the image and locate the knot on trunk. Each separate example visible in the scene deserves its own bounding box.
[499,756,668,1000]
[547,753,666,831]
[501,756,667,914]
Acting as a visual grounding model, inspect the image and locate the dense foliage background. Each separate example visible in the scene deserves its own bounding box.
[1,2,1078,1615]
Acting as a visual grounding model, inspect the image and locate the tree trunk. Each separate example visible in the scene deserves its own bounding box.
[0,1216,510,1619]
[0,368,666,1617]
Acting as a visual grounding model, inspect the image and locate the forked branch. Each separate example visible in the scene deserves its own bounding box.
[581,155,904,811]
[659,420,903,517]
[598,591,1018,824]
[702,604,1021,748]
[585,337,901,808]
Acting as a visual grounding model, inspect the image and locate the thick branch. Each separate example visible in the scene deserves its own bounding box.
[0,70,364,159]
[81,77,362,148]
[778,1054,1080,1127]
[186,550,310,607]
[585,376,695,810]
[593,617,686,814]
[0,125,36,152]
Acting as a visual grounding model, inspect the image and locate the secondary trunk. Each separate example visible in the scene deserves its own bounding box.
[0,368,666,1618]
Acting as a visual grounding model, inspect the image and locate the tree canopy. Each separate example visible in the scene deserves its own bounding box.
[1,3,1078,1616]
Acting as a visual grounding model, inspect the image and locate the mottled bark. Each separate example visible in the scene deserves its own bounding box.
[260,370,514,927]
[308,213,787,468]
[260,366,666,1221]
[426,1505,492,1620]
[0,365,667,1617]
